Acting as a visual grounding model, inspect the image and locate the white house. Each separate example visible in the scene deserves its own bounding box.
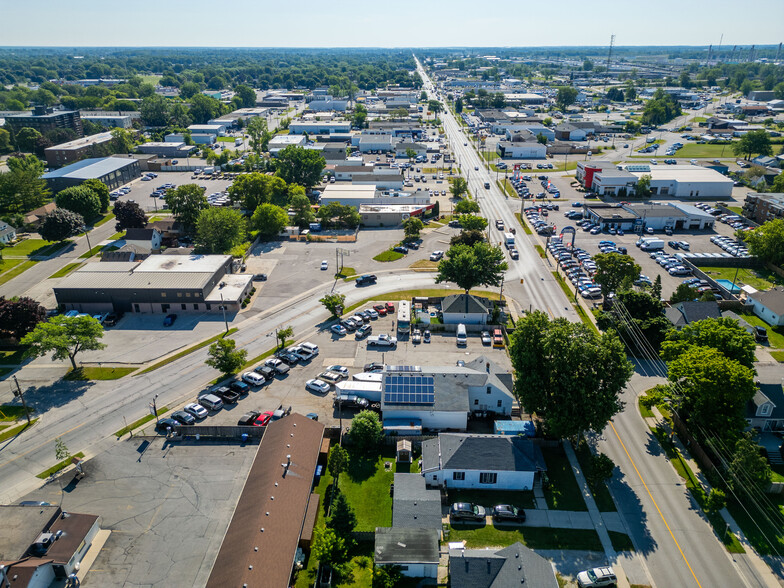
[441,293,493,324]
[374,528,439,579]
[747,287,784,326]
[124,227,162,252]
[422,433,546,490]
[0,223,17,244]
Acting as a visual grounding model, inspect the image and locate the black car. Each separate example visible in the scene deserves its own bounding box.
[155,417,180,432]
[215,386,240,404]
[163,313,178,327]
[171,410,196,426]
[276,351,301,365]
[755,326,768,342]
[407,241,420,250]
[237,411,261,426]
[253,273,268,281]
[363,361,385,372]
[492,504,526,523]
[254,365,276,380]
[340,319,358,331]
[355,274,377,286]
[450,502,486,522]
[393,245,408,254]
[103,312,121,327]
[230,381,250,396]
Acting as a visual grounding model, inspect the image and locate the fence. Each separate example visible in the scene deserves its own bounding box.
[670,412,716,475]
[171,425,265,439]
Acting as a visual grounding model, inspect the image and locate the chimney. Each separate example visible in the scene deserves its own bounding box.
[486,362,490,373]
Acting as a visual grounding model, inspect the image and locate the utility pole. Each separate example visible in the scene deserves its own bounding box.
[151,394,160,425]
[12,376,31,425]
[219,293,229,334]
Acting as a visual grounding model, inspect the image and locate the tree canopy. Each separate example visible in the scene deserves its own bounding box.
[0,296,46,341]
[38,208,84,242]
[55,186,100,222]
[593,252,641,298]
[251,203,288,237]
[732,129,773,161]
[555,86,578,109]
[22,315,106,370]
[509,311,634,438]
[205,338,247,375]
[436,241,507,293]
[660,317,757,369]
[742,219,784,266]
[113,200,148,231]
[165,184,209,230]
[228,172,287,210]
[348,409,383,450]
[274,145,325,188]
[195,207,246,254]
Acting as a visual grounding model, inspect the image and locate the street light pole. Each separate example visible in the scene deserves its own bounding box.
[12,376,31,425]
[152,394,159,425]
[220,293,229,334]
[82,226,92,256]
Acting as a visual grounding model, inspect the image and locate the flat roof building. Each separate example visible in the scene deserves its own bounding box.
[42,157,140,192]
[136,141,196,159]
[269,134,307,155]
[79,112,134,129]
[44,131,115,167]
[3,106,83,137]
[742,192,784,223]
[627,165,734,199]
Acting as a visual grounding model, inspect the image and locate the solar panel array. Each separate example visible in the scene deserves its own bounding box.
[383,374,435,405]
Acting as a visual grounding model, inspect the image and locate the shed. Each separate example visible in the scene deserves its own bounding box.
[396,440,412,463]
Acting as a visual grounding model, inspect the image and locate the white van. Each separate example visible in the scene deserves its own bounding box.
[199,394,224,411]
[300,342,319,356]
[456,324,467,347]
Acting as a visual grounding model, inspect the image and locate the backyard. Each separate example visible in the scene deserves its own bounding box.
[541,445,588,511]
[699,266,783,292]
[445,523,604,551]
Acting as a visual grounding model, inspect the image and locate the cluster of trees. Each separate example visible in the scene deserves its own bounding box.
[36,179,110,242]
[742,218,784,267]
[731,129,773,161]
[462,89,506,109]
[0,296,46,341]
[0,155,50,214]
[641,89,682,125]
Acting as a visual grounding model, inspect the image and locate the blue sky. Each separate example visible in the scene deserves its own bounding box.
[4,0,783,47]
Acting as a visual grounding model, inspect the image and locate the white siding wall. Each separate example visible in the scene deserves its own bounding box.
[439,469,535,490]
[28,564,56,588]
[442,312,487,325]
[382,410,467,431]
[468,384,512,415]
[750,299,784,326]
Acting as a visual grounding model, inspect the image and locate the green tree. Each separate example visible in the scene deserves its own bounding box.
[139,95,170,126]
[727,434,772,493]
[55,438,70,462]
[15,127,42,152]
[661,317,756,369]
[667,346,756,443]
[205,338,247,375]
[316,201,360,228]
[81,178,110,213]
[109,128,135,155]
[229,172,272,211]
[352,103,368,129]
[0,155,50,213]
[641,89,682,125]
[195,207,246,254]
[38,208,85,242]
[169,103,192,128]
[327,490,357,538]
[458,214,488,232]
[732,129,773,160]
[189,93,224,125]
[55,186,101,221]
[537,133,548,145]
[596,289,671,355]
[543,117,553,127]
[328,444,349,478]
[405,148,416,163]
[0,129,13,154]
[312,527,347,569]
[234,84,256,108]
[670,282,699,304]
[22,315,106,370]
[583,59,594,71]
[454,199,480,214]
[276,325,293,349]
[319,293,346,318]
[635,174,652,198]
[509,311,633,438]
[651,274,662,299]
[0,296,47,341]
[289,190,315,227]
[449,176,468,199]
[274,145,325,188]
[349,410,383,450]
[455,97,463,113]
[165,184,209,230]
[402,217,424,242]
[251,203,288,237]
[113,200,148,230]
[742,218,784,266]
[450,229,485,247]
[246,116,273,154]
[706,488,727,512]
[428,100,442,116]
[556,86,579,110]
[771,173,784,194]
[593,252,641,298]
[372,565,404,588]
[436,242,507,293]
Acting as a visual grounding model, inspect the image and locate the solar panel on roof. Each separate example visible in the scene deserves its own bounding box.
[383,374,434,405]
[386,365,422,372]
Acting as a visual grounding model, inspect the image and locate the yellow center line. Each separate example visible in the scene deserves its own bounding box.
[610,421,703,588]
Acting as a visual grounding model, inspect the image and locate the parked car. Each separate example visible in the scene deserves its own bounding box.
[237,411,261,426]
[412,329,421,344]
[430,250,444,261]
[755,326,768,342]
[255,411,275,427]
[385,302,395,313]
[214,386,240,404]
[320,260,328,270]
[450,502,486,522]
[242,371,266,386]
[481,331,491,345]
[393,245,408,254]
[155,417,180,432]
[163,313,177,327]
[372,304,388,316]
[276,350,300,365]
[265,358,290,374]
[331,324,347,336]
[184,402,208,419]
[230,380,250,395]
[492,504,526,523]
[576,567,617,588]
[306,379,331,394]
[355,324,372,339]
[363,362,385,372]
[254,365,276,381]
[171,410,195,426]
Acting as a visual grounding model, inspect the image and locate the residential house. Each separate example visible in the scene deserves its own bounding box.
[391,473,442,529]
[746,383,784,433]
[123,227,162,252]
[664,301,722,329]
[449,543,559,588]
[441,293,494,325]
[0,223,17,244]
[373,528,439,579]
[747,287,784,326]
[421,433,546,490]
[23,203,57,228]
[148,219,184,245]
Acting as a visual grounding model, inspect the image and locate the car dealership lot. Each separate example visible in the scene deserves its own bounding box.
[115,170,235,211]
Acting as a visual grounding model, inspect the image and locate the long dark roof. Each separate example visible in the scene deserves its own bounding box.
[450,542,559,588]
[424,434,545,473]
[392,473,442,529]
[374,527,439,564]
[206,414,324,588]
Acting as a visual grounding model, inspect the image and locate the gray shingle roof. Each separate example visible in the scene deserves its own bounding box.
[392,473,442,529]
[749,287,784,316]
[449,542,559,588]
[426,434,545,473]
[442,294,493,315]
[374,528,439,564]
[665,301,721,326]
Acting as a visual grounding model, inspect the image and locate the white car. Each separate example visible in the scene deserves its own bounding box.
[306,379,331,394]
[264,357,290,374]
[184,402,208,419]
[326,365,349,376]
[242,371,266,386]
[430,251,444,261]
[320,260,328,270]
[481,331,492,345]
[576,566,617,587]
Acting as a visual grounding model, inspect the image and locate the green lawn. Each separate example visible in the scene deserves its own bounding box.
[92,212,116,227]
[216,136,236,142]
[138,328,239,375]
[514,212,533,235]
[373,249,404,262]
[0,404,34,421]
[64,367,137,380]
[669,143,736,159]
[339,453,396,532]
[498,179,517,198]
[573,438,617,512]
[114,406,169,438]
[609,530,635,551]
[770,351,784,362]
[336,266,357,280]
[0,260,37,286]
[700,267,783,292]
[739,312,784,349]
[0,259,24,275]
[36,452,85,479]
[535,245,546,259]
[48,263,82,279]
[726,492,784,556]
[638,397,655,418]
[541,445,588,511]
[726,206,744,215]
[0,419,38,443]
[4,239,64,257]
[480,151,499,162]
[445,524,604,551]
[109,231,126,241]
[447,488,536,511]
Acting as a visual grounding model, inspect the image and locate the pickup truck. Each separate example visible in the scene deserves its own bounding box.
[319,370,348,384]
[367,334,397,347]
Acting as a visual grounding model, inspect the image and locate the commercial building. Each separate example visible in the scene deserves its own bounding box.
[576,161,618,186]
[591,168,639,196]
[206,414,325,588]
[43,132,114,167]
[320,184,430,207]
[53,254,252,315]
[165,132,215,146]
[42,157,140,192]
[136,141,195,159]
[358,134,394,153]
[187,123,227,136]
[629,165,734,199]
[742,192,784,223]
[288,121,351,135]
[627,202,716,231]
[584,203,640,231]
[3,106,83,137]
[359,203,433,226]
[268,134,307,155]
[496,140,547,159]
[79,112,134,128]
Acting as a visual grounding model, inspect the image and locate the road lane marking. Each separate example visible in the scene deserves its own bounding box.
[0,421,87,470]
[610,422,703,588]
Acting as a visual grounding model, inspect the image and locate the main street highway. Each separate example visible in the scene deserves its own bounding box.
[415,58,774,588]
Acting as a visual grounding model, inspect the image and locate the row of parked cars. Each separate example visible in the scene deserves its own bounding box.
[695,203,751,232]
[548,237,603,299]
[524,207,555,236]
[710,235,750,257]
[649,251,693,276]
[331,303,395,337]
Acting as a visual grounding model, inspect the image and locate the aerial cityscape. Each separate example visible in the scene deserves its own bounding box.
[0,4,783,587]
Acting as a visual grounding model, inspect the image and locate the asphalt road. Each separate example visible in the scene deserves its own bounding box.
[417,57,774,588]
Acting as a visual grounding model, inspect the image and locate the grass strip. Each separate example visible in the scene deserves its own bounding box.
[534,245,546,259]
[609,530,635,551]
[497,179,516,198]
[48,263,82,279]
[573,438,618,512]
[36,452,85,479]
[0,261,37,287]
[0,404,34,421]
[514,212,533,235]
[0,419,38,443]
[114,407,169,438]
[335,266,357,280]
[373,250,404,262]
[409,259,438,270]
[770,350,784,362]
[64,366,137,380]
[137,328,239,375]
[93,213,116,227]
[445,524,604,551]
[343,288,500,315]
[638,396,655,418]
[79,245,105,259]
[541,445,588,511]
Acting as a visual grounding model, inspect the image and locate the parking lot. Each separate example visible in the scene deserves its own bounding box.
[168,308,513,429]
[112,170,236,212]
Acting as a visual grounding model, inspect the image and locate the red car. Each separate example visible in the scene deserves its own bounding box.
[372,304,388,316]
[385,302,395,313]
[254,411,274,427]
